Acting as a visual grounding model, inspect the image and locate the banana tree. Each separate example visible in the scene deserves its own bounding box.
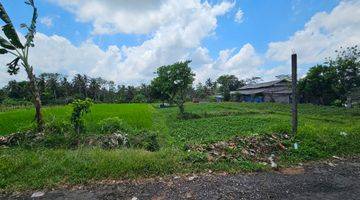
[0,0,44,131]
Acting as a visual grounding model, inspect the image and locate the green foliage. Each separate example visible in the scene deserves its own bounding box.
[98,117,133,134]
[44,119,72,135]
[70,98,93,134]
[129,131,160,152]
[299,45,360,105]
[216,75,245,101]
[152,60,195,116]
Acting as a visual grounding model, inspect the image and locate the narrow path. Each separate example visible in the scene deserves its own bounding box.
[3,157,360,200]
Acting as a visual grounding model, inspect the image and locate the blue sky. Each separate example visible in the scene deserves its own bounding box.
[0,0,359,86]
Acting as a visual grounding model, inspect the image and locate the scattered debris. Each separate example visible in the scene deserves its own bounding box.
[173,176,180,179]
[100,132,128,149]
[188,175,197,181]
[31,191,45,198]
[268,154,278,168]
[340,132,348,136]
[185,191,193,198]
[293,143,299,150]
[328,162,336,167]
[187,132,291,163]
[332,156,341,160]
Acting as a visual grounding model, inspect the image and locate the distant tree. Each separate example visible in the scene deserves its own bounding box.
[0,0,44,130]
[59,77,72,99]
[328,45,360,100]
[217,75,244,101]
[138,83,152,103]
[88,78,102,101]
[6,80,31,101]
[153,60,194,115]
[298,45,360,105]
[275,74,291,80]
[72,74,89,99]
[39,73,62,104]
[205,78,216,96]
[133,93,146,103]
[298,64,337,105]
[245,76,262,85]
[125,86,136,102]
[0,88,6,103]
[194,82,207,99]
[150,78,170,104]
[116,85,127,103]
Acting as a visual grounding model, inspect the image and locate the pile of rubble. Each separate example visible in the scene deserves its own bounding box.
[0,131,129,149]
[84,132,129,149]
[0,131,44,147]
[187,133,291,163]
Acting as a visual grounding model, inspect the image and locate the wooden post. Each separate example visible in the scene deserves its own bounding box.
[291,53,298,135]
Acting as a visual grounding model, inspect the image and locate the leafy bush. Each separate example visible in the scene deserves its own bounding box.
[129,131,160,151]
[1,98,32,107]
[44,119,72,135]
[177,112,202,120]
[98,117,133,134]
[70,98,93,134]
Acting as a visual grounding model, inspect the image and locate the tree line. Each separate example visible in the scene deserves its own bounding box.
[1,45,359,109]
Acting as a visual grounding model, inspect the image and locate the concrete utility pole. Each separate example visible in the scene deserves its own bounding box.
[291,53,298,135]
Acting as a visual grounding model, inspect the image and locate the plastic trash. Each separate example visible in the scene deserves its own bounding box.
[294,143,299,149]
[31,192,45,198]
[268,154,277,168]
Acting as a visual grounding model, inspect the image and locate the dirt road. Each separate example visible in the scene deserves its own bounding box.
[2,157,360,200]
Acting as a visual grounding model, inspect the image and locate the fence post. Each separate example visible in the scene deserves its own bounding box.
[291,53,298,135]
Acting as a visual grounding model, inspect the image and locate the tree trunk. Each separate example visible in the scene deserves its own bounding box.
[25,65,44,131]
[179,103,184,115]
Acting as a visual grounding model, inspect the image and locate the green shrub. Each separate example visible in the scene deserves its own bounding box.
[98,117,133,134]
[129,131,160,151]
[70,98,93,134]
[44,119,72,135]
[177,112,202,120]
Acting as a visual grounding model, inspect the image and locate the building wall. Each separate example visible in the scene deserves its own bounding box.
[264,93,290,103]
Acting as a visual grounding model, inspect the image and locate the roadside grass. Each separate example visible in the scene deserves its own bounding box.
[0,102,359,191]
[0,148,181,191]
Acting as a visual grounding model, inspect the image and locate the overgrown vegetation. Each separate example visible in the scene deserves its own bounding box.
[0,102,359,191]
[70,98,92,134]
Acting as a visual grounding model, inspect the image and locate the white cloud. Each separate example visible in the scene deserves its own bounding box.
[194,43,264,83]
[0,33,125,86]
[50,0,234,35]
[234,9,244,23]
[40,16,53,27]
[266,0,360,65]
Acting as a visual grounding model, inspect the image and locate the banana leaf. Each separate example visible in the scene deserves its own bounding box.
[0,36,15,50]
[0,48,7,54]
[24,0,37,48]
[0,3,24,49]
